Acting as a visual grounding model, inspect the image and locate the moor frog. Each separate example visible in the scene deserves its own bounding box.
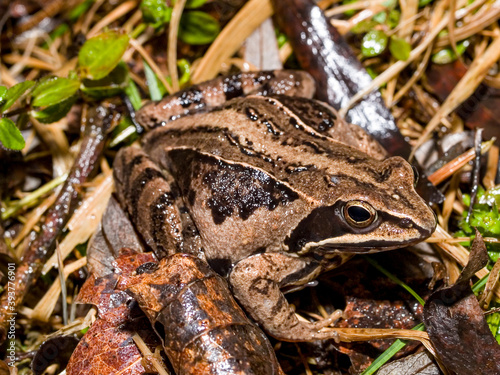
[113,70,436,342]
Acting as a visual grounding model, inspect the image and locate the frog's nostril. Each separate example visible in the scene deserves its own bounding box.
[400,218,413,229]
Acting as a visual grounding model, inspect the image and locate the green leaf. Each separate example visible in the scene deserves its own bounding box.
[31,96,77,123]
[81,62,129,99]
[387,9,400,28]
[140,0,172,28]
[78,30,130,80]
[432,40,470,65]
[0,86,7,103]
[361,30,388,57]
[0,86,7,109]
[432,48,456,64]
[179,11,220,45]
[0,118,25,150]
[372,11,387,24]
[0,81,35,112]
[486,311,500,344]
[389,36,411,61]
[143,60,166,100]
[186,0,207,8]
[31,77,80,107]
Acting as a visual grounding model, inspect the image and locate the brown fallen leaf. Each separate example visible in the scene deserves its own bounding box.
[423,230,500,375]
[66,250,161,375]
[377,351,439,375]
[426,60,500,143]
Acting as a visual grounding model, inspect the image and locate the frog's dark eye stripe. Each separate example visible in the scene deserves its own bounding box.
[343,201,377,228]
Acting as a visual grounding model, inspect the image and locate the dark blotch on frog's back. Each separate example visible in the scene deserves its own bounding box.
[272,95,337,133]
[223,73,245,100]
[168,148,299,225]
[178,87,204,108]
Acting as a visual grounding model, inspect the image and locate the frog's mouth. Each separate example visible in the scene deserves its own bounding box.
[285,204,436,254]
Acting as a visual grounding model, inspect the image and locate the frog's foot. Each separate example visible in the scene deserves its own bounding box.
[228,252,341,342]
[307,309,343,330]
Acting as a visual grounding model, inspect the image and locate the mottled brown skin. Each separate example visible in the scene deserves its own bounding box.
[113,70,436,343]
[118,252,284,375]
[137,70,315,131]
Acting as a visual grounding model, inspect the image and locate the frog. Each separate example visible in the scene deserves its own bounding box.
[113,70,437,342]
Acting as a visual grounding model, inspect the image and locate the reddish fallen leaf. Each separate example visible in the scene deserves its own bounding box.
[116,251,284,375]
[67,250,160,375]
[423,231,500,375]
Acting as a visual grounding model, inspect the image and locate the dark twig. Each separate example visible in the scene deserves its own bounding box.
[0,104,117,344]
[466,128,483,223]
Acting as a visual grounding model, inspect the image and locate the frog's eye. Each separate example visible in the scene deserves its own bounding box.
[343,201,377,228]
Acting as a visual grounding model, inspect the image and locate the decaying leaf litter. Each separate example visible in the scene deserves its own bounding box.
[1,0,500,373]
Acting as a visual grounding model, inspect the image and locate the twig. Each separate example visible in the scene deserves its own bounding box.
[168,0,187,92]
[466,128,483,223]
[0,104,116,344]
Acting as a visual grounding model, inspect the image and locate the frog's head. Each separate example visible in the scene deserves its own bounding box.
[286,156,437,254]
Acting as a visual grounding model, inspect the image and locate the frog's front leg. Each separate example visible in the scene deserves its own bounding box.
[228,252,349,342]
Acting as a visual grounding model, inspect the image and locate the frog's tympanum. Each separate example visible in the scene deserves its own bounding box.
[113,70,436,342]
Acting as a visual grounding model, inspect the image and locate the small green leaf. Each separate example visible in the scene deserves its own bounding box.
[372,11,387,24]
[143,60,166,100]
[361,30,388,58]
[276,32,288,48]
[78,30,130,80]
[432,48,456,64]
[81,62,129,99]
[179,11,220,45]
[0,118,25,150]
[486,312,500,344]
[140,0,172,28]
[387,9,400,28]
[389,36,411,61]
[31,96,77,123]
[186,0,207,8]
[0,81,35,112]
[0,86,7,108]
[0,86,7,103]
[31,77,80,107]
[432,40,469,65]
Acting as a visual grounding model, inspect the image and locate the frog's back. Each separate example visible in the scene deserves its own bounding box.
[142,96,435,268]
